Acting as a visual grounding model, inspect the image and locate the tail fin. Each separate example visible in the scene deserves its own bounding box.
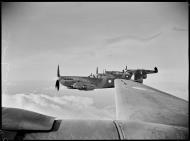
[154,67,158,73]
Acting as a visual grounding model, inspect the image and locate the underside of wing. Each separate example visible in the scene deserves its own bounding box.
[114,79,188,127]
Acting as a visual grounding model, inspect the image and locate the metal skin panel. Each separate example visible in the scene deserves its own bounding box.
[24,120,120,140]
[117,120,188,139]
[2,107,55,131]
[114,79,188,127]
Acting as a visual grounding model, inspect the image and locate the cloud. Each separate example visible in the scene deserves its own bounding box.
[2,93,115,120]
[105,32,162,45]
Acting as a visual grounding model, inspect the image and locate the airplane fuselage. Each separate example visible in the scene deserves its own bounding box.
[59,76,115,90]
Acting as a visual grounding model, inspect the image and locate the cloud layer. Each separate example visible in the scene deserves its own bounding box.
[2,92,115,120]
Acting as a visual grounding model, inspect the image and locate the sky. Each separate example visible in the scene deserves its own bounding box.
[2,2,188,119]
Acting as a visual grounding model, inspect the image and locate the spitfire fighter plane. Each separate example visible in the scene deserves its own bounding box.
[105,66,158,83]
[55,65,115,91]
[55,65,158,91]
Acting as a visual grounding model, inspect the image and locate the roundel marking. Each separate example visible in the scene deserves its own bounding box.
[108,79,112,83]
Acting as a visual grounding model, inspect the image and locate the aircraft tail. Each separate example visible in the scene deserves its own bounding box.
[154,67,158,73]
[55,80,60,91]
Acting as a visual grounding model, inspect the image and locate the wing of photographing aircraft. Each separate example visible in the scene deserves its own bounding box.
[114,79,188,139]
[1,79,188,140]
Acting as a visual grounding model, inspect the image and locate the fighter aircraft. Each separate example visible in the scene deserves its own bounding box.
[55,65,115,91]
[55,65,158,91]
[2,79,188,140]
[105,66,158,83]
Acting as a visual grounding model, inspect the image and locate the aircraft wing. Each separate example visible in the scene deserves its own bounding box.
[2,107,55,131]
[115,79,188,126]
[1,107,120,140]
[114,79,188,139]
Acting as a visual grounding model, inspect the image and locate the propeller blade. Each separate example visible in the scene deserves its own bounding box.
[57,65,60,77]
[55,80,60,91]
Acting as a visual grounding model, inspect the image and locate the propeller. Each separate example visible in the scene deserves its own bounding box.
[55,65,60,91]
[55,80,60,91]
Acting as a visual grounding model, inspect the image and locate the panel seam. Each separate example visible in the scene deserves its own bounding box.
[113,120,125,140]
